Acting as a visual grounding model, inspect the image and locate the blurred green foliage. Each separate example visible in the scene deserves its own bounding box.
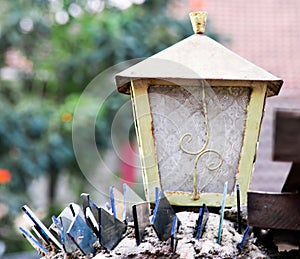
[0,0,219,253]
[0,0,195,206]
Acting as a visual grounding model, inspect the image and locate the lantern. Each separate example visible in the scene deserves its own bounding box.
[115,12,282,207]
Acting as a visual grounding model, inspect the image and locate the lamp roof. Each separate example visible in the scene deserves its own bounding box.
[115,34,283,96]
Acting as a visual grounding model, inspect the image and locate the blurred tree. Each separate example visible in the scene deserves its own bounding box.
[0,0,220,253]
[0,0,194,99]
[0,0,197,208]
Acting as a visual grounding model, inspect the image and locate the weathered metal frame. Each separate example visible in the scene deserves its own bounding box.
[130,78,267,207]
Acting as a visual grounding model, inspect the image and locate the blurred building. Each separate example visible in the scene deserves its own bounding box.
[205,0,300,97]
[180,0,300,191]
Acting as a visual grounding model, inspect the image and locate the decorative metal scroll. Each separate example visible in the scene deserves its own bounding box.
[179,83,223,200]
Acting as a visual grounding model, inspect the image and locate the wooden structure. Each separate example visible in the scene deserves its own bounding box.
[115,12,283,207]
[248,109,300,231]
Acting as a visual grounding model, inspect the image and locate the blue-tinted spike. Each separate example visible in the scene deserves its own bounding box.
[22,205,62,250]
[155,187,159,203]
[110,186,116,218]
[105,202,111,211]
[194,207,203,239]
[23,210,48,243]
[52,216,62,229]
[194,204,209,240]
[171,215,177,236]
[238,225,251,250]
[59,219,65,249]
[19,227,48,254]
[151,190,162,224]
[51,216,65,248]
[170,215,178,252]
[89,200,98,210]
[217,181,228,244]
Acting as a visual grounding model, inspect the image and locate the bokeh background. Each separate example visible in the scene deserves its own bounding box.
[0,0,299,257]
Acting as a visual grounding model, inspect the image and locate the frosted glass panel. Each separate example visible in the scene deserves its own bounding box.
[148,85,250,194]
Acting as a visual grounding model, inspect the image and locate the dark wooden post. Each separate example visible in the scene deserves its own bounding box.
[273,110,300,192]
[248,109,300,231]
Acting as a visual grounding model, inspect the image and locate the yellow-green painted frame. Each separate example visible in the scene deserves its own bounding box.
[130,78,267,207]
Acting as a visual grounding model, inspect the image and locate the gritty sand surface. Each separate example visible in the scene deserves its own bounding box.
[42,211,293,259]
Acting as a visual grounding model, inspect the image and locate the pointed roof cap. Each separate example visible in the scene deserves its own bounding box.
[115,34,283,96]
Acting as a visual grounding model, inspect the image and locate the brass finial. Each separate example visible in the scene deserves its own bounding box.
[189,11,207,34]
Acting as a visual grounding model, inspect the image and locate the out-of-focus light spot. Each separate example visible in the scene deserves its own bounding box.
[109,0,132,10]
[61,112,73,122]
[131,0,145,5]
[55,10,69,25]
[68,3,82,18]
[19,18,34,33]
[50,0,63,12]
[86,0,105,14]
[0,169,11,184]
[0,67,19,80]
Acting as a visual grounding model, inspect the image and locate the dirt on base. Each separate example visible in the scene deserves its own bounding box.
[42,210,299,259]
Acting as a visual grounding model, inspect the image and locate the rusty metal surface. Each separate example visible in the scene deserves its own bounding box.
[189,11,207,34]
[115,34,282,96]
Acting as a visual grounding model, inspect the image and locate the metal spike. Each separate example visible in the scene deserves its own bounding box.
[151,191,177,241]
[217,181,228,244]
[194,204,209,240]
[98,208,127,250]
[19,227,48,254]
[133,202,150,246]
